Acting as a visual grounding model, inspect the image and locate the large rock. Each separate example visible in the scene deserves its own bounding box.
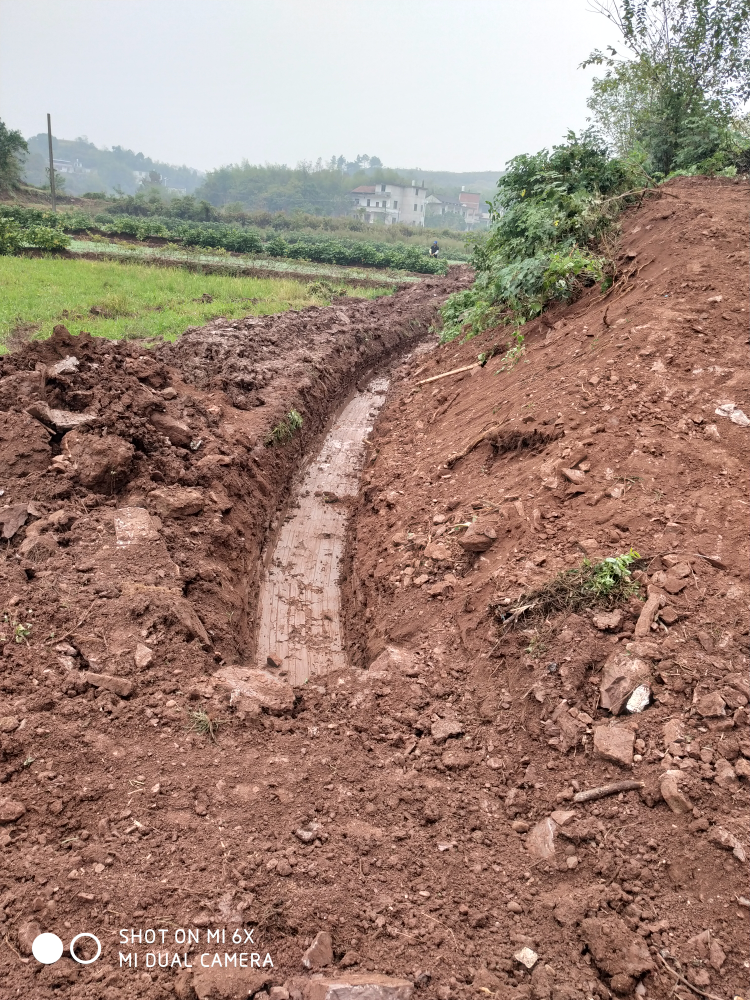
[213,666,294,715]
[593,726,634,766]
[424,540,451,561]
[149,486,204,518]
[191,967,270,1000]
[150,410,193,447]
[457,523,497,553]
[62,429,134,490]
[599,651,651,715]
[26,401,95,431]
[302,930,333,970]
[305,974,413,1000]
[693,690,726,717]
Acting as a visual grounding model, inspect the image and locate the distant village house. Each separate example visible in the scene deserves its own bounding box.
[350,181,428,226]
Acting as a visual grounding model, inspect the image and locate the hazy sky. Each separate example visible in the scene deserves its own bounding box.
[0,0,622,174]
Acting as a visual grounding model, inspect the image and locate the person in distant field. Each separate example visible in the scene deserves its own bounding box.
[430,240,439,257]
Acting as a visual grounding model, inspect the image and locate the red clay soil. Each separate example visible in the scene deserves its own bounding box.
[0,178,746,1000]
[342,178,750,998]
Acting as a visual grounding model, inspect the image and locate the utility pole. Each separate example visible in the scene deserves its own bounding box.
[47,113,56,212]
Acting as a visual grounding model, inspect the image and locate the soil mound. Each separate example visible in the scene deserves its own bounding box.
[342,178,749,995]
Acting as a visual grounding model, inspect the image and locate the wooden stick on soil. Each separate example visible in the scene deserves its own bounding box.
[573,780,644,803]
[656,953,727,1000]
[416,363,479,385]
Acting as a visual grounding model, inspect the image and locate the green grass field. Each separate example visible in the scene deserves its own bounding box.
[0,256,390,351]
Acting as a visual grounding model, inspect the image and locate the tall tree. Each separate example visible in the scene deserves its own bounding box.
[0,119,28,192]
[584,0,750,173]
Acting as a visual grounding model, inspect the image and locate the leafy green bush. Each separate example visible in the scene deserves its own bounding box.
[0,208,71,253]
[23,225,71,251]
[0,216,23,255]
[439,130,642,342]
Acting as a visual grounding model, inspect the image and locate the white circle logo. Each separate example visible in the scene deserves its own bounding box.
[69,932,102,965]
[32,933,64,965]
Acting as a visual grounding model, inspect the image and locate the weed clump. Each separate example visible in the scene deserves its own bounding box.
[189,707,220,742]
[492,549,642,629]
[265,408,303,446]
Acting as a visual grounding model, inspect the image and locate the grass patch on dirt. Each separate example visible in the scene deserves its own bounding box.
[492,549,643,629]
[0,255,391,351]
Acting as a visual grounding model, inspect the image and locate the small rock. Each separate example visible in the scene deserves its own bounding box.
[561,468,586,485]
[0,716,20,733]
[430,717,464,743]
[693,690,726,717]
[514,947,538,970]
[85,672,134,699]
[713,758,737,788]
[150,411,193,448]
[507,901,524,914]
[593,726,634,766]
[703,423,721,441]
[734,757,750,780]
[689,817,709,833]
[114,507,160,547]
[457,523,497,553]
[663,718,684,746]
[0,797,26,823]
[305,973,413,1000]
[511,820,530,833]
[593,609,624,631]
[134,644,153,670]
[339,952,360,969]
[550,810,576,826]
[424,540,451,561]
[625,685,650,714]
[276,859,292,877]
[302,931,334,970]
[441,749,473,770]
[17,919,42,955]
[149,486,204,518]
[707,825,746,861]
[526,817,557,859]
[599,651,651,715]
[566,856,579,870]
[659,773,692,814]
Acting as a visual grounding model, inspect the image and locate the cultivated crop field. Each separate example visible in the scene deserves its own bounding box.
[0,255,390,349]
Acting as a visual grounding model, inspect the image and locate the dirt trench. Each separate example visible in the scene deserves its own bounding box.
[0,270,477,998]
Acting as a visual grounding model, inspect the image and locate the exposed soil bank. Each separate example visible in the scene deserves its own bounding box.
[341,177,749,996]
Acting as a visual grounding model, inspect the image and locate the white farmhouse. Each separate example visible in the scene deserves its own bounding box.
[350,181,428,226]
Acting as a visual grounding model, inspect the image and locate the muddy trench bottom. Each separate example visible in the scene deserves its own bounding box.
[256,377,389,686]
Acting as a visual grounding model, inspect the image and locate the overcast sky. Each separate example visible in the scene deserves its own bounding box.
[0,0,622,174]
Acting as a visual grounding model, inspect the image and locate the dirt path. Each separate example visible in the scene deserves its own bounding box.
[257,377,389,684]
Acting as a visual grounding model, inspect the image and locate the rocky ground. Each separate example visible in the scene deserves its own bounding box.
[0,177,747,1000]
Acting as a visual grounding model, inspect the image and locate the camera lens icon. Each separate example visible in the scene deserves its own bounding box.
[32,933,64,965]
[32,931,102,965]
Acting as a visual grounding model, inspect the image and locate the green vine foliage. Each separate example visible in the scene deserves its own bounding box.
[439,130,645,343]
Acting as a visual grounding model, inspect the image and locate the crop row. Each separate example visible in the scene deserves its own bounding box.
[0,207,450,273]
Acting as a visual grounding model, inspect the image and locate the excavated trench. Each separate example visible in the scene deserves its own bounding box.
[256,376,390,685]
